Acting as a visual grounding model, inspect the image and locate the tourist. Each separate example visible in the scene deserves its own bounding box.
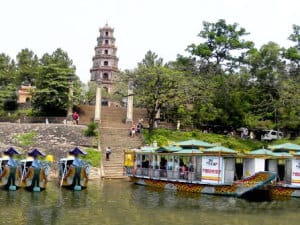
[130,124,136,137]
[72,112,79,125]
[106,146,112,161]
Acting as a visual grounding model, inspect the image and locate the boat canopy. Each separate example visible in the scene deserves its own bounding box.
[175,139,215,148]
[173,148,202,154]
[269,143,300,152]
[204,146,236,155]
[156,145,182,153]
[247,148,274,157]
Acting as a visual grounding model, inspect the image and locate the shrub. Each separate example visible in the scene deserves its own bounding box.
[83,148,101,167]
[84,122,98,137]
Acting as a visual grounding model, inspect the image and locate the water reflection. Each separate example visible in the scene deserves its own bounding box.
[0,180,300,225]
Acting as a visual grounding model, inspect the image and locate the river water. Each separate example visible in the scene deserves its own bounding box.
[0,179,299,225]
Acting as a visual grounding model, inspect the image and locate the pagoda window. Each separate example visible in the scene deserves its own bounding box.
[104,61,109,66]
[103,73,109,80]
[104,49,108,54]
[105,31,109,36]
[105,39,109,45]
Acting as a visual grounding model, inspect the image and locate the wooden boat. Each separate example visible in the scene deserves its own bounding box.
[58,147,90,191]
[124,141,276,198]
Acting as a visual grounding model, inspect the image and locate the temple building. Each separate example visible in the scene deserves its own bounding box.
[90,23,119,105]
[17,85,35,104]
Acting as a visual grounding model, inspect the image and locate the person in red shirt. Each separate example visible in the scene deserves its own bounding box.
[72,112,79,125]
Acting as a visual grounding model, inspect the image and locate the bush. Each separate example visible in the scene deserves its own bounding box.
[83,148,101,167]
[84,122,98,137]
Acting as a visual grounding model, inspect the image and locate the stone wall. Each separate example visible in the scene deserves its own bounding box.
[0,123,96,162]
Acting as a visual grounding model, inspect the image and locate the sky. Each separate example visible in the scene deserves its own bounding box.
[0,0,299,83]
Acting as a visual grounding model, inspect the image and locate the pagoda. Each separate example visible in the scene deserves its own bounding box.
[90,23,119,105]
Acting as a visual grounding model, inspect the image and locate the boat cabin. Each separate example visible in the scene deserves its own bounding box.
[125,145,238,185]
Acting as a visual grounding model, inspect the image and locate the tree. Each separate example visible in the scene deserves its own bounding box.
[134,66,186,132]
[0,53,18,111]
[16,48,39,85]
[31,49,76,115]
[187,19,254,74]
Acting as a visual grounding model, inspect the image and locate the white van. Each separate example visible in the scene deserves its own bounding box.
[261,130,283,141]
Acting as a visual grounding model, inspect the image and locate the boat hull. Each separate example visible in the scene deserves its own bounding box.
[270,185,300,198]
[0,166,22,190]
[59,166,89,190]
[129,171,275,198]
[19,167,49,191]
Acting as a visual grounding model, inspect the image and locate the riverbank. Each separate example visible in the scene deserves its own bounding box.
[0,123,104,179]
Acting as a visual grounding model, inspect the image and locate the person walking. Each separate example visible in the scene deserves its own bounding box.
[72,112,79,125]
[106,146,112,161]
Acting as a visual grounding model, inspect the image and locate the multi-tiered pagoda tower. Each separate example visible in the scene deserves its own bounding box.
[90,23,119,105]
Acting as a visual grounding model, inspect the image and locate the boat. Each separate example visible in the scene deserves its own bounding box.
[0,147,22,191]
[124,140,276,198]
[18,149,51,192]
[58,147,90,191]
[260,143,300,198]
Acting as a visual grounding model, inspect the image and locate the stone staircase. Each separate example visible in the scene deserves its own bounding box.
[78,105,147,179]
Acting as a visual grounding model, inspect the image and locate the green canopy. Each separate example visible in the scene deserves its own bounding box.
[139,146,157,153]
[175,139,215,148]
[156,145,182,153]
[272,152,293,158]
[204,146,236,154]
[248,148,274,156]
[174,149,203,154]
[269,143,300,152]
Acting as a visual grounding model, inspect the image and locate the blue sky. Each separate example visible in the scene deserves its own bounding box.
[0,0,299,83]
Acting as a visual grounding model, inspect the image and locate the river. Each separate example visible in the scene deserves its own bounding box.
[0,179,299,225]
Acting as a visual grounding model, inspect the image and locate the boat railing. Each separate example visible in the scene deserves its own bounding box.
[126,167,198,182]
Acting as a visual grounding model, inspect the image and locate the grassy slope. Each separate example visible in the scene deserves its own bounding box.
[143,129,300,153]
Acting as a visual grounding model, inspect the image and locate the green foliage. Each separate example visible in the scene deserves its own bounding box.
[84,122,98,137]
[143,129,263,153]
[13,132,36,147]
[83,148,101,167]
[31,49,76,115]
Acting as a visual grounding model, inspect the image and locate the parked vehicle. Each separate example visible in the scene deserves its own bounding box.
[261,130,283,141]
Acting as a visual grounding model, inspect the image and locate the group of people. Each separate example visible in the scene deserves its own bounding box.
[129,120,143,137]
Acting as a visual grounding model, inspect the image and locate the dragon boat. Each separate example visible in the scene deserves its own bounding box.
[245,143,300,199]
[58,147,90,191]
[0,147,23,191]
[18,149,51,192]
[124,140,276,198]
